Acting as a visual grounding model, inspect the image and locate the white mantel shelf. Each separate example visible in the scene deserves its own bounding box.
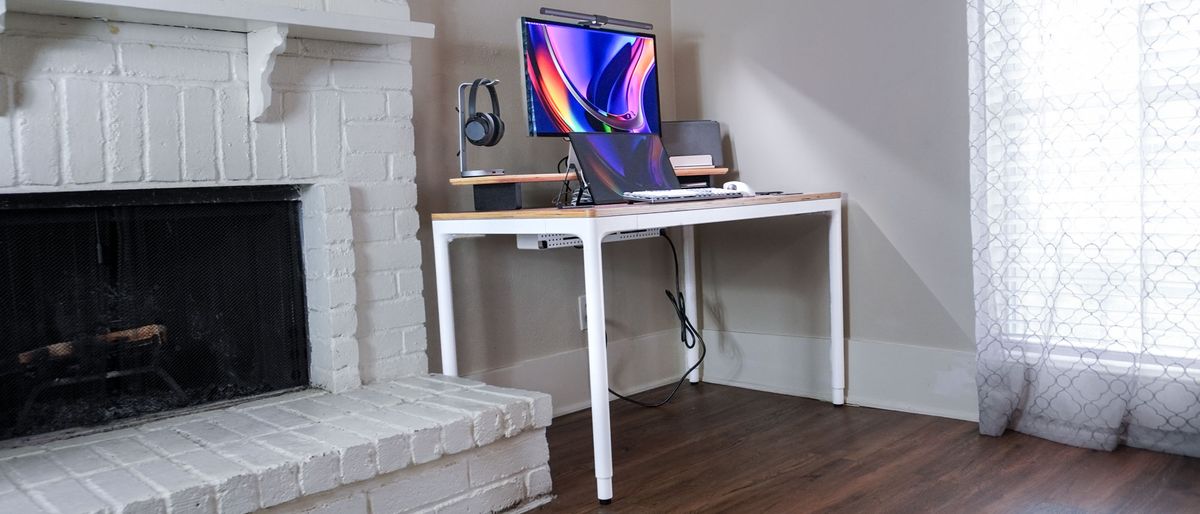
[3,0,435,42]
[0,0,436,120]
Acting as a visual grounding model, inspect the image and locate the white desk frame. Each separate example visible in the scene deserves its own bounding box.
[431,197,845,504]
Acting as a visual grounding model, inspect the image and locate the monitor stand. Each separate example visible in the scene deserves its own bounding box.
[564,139,593,206]
[565,138,580,173]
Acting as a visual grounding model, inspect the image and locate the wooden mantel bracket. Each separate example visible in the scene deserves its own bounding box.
[248,23,288,122]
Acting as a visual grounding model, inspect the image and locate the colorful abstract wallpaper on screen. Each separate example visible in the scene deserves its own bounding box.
[523,19,660,136]
[571,133,677,203]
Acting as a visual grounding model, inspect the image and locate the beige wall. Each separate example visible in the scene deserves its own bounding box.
[410,1,679,375]
[411,0,974,403]
[672,0,973,351]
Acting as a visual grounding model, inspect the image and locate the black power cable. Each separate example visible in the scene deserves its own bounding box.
[552,156,572,208]
[607,231,707,408]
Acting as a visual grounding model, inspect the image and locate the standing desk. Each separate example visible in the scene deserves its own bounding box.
[430,193,845,504]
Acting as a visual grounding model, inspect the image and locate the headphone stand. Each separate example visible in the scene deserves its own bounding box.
[457,81,506,178]
[457,81,517,210]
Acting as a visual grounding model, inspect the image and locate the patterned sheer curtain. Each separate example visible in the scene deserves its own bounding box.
[969,0,1200,456]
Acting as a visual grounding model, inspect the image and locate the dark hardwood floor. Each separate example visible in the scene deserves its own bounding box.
[535,383,1200,513]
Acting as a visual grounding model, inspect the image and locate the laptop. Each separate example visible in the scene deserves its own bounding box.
[568,132,743,205]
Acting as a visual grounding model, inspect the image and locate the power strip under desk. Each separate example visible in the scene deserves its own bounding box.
[516,229,663,250]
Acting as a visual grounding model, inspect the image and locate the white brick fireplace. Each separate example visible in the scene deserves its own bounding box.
[0,3,552,513]
[0,13,424,391]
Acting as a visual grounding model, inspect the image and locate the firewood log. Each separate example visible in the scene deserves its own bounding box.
[14,324,166,367]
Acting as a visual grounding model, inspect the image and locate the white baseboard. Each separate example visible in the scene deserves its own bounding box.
[467,329,685,417]
[467,328,979,423]
[700,330,979,422]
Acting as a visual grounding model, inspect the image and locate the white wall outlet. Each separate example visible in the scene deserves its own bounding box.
[577,295,587,331]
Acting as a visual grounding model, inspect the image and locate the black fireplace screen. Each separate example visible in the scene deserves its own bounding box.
[0,186,309,439]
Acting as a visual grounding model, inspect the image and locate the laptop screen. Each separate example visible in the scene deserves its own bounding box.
[570,133,681,204]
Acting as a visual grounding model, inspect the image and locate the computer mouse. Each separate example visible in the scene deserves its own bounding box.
[722,181,756,197]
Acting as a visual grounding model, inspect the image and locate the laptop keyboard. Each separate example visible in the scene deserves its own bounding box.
[622,188,746,203]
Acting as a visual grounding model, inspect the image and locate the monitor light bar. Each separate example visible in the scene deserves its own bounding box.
[538,7,654,31]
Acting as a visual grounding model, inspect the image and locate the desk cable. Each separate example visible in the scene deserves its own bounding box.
[606,232,708,408]
[552,156,573,208]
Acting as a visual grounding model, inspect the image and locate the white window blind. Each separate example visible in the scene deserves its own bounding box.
[979,0,1200,367]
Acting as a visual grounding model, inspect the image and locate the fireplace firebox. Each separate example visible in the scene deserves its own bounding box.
[0,186,310,440]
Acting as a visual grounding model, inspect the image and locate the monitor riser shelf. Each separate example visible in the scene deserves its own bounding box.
[451,167,729,211]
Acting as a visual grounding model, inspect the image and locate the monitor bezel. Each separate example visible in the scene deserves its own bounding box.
[519,16,663,138]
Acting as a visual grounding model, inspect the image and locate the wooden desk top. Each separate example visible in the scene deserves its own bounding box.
[448,167,728,186]
[431,192,842,221]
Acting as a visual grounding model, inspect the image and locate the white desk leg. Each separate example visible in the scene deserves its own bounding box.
[828,208,846,405]
[433,231,459,377]
[581,231,614,504]
[681,225,701,383]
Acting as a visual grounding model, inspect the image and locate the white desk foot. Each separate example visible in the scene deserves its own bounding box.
[597,476,613,504]
[581,233,615,504]
[433,231,459,376]
[828,207,846,408]
[681,225,701,384]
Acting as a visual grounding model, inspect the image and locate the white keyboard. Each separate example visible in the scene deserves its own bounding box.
[622,187,745,203]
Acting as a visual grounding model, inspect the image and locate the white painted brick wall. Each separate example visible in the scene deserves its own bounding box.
[0,7,558,513]
[0,11,426,390]
[0,376,553,514]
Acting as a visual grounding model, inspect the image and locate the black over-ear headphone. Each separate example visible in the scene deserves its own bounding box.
[464,78,505,147]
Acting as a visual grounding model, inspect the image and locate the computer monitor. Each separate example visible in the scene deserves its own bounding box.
[569,133,680,205]
[521,17,661,137]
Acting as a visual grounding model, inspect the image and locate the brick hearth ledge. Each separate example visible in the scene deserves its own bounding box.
[0,376,553,514]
